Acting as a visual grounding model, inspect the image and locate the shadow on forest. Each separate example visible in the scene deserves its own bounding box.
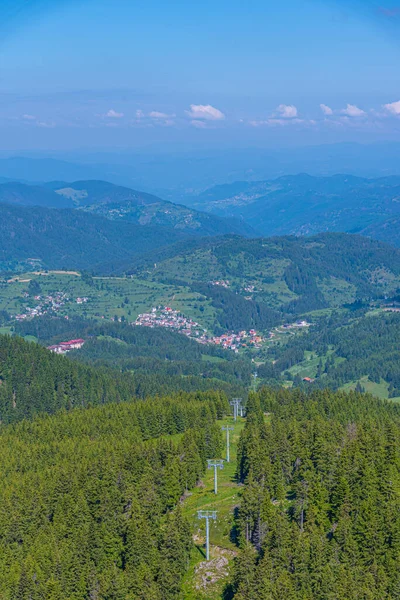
[229,506,240,545]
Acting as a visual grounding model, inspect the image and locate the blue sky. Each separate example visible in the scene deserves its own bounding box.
[1,0,400,151]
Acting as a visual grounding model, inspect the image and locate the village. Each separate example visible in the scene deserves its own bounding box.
[13,292,89,321]
[136,306,270,351]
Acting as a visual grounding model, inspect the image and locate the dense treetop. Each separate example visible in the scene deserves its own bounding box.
[0,333,243,424]
[0,391,226,599]
[231,387,400,599]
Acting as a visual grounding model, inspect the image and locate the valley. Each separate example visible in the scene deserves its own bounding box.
[3,180,400,598]
[3,226,400,401]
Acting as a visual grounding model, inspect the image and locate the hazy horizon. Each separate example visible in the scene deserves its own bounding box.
[1,0,400,152]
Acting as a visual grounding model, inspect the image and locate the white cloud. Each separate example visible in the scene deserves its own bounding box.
[186,104,225,121]
[37,121,56,129]
[190,119,208,128]
[136,109,144,119]
[249,117,307,127]
[105,109,124,118]
[341,104,366,117]
[149,111,169,119]
[383,100,400,116]
[267,118,287,126]
[276,104,298,119]
[249,120,269,127]
[149,111,176,121]
[22,114,36,121]
[320,104,333,116]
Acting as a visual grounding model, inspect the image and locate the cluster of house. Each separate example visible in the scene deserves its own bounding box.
[135,307,204,337]
[13,293,89,321]
[208,329,264,351]
[47,339,85,354]
[135,306,264,352]
[15,292,69,321]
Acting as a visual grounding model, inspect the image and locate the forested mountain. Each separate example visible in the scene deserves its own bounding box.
[0,182,71,208]
[264,311,400,397]
[187,173,400,243]
[0,203,189,271]
[0,391,227,599]
[14,316,252,391]
[0,334,243,424]
[362,215,400,247]
[232,387,400,599]
[0,178,254,237]
[120,233,400,317]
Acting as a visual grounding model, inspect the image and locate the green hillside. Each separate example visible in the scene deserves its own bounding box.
[188,173,400,242]
[123,233,400,316]
[53,180,255,237]
[13,315,252,391]
[287,311,400,395]
[0,203,188,271]
[0,179,254,238]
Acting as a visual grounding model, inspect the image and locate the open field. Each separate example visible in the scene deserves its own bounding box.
[340,376,400,401]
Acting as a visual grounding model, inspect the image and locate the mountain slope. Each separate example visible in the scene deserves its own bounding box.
[361,216,400,247]
[189,174,400,242]
[119,232,400,316]
[0,203,189,271]
[0,178,254,237]
[53,179,255,236]
[0,333,139,423]
[0,182,72,208]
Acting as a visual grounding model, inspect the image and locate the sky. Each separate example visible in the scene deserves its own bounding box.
[0,0,400,152]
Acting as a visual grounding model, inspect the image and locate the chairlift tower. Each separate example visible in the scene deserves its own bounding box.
[197,510,217,561]
[207,459,224,494]
[230,398,242,421]
[221,425,234,462]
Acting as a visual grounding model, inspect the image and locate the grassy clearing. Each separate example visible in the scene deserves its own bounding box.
[341,376,391,400]
[181,417,245,599]
[288,350,345,380]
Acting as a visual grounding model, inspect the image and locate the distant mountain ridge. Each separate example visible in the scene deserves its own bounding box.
[187,173,400,245]
[53,180,255,236]
[0,179,254,238]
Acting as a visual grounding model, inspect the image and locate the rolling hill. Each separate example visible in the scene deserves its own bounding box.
[118,232,400,317]
[0,179,254,237]
[0,182,72,208]
[53,180,254,236]
[0,203,189,271]
[187,173,400,244]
